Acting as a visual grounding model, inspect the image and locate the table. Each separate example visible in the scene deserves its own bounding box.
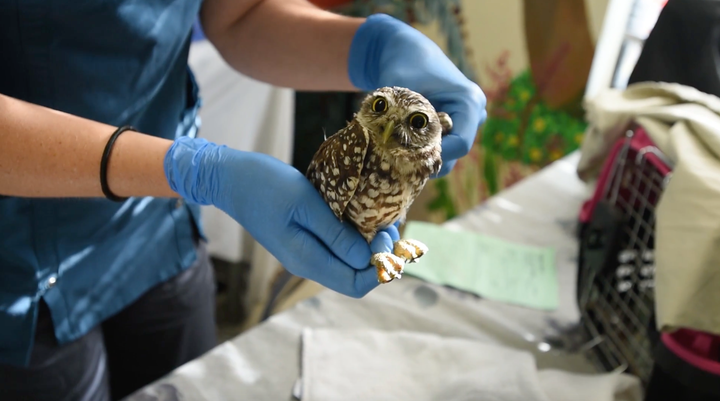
[126,152,600,400]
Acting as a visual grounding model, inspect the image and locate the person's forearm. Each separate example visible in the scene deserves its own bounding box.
[0,94,177,199]
[200,0,364,91]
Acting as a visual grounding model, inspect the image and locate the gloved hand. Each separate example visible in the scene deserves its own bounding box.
[348,13,487,177]
[164,136,397,298]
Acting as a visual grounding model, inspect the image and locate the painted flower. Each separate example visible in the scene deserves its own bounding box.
[529,148,543,162]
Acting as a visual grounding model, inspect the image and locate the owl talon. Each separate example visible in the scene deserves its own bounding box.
[371,252,406,284]
[393,239,428,263]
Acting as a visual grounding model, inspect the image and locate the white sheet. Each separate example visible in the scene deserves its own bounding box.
[297,328,642,401]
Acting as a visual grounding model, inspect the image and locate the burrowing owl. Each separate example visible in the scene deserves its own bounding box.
[306,86,452,284]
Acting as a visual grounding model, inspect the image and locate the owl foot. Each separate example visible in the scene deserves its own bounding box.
[371,252,405,284]
[393,239,428,264]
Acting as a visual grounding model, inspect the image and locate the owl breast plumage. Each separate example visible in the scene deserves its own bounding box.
[306,86,450,243]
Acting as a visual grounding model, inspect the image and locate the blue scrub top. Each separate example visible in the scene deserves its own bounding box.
[0,0,206,367]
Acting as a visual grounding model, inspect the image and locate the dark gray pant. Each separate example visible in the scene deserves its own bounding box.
[0,240,218,401]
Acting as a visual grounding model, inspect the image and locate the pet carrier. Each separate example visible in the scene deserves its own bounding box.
[576,125,720,400]
[576,125,672,385]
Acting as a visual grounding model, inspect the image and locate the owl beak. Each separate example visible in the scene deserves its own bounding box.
[381,120,395,144]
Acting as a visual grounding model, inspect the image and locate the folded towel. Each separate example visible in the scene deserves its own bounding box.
[297,328,641,401]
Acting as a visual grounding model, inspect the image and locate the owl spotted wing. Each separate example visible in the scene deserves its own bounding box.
[306,120,369,221]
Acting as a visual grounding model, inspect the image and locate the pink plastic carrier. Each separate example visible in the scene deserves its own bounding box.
[575,124,720,399]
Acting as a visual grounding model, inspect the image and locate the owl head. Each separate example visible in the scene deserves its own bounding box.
[355,87,451,152]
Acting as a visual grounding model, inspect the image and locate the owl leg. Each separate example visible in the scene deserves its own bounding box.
[359,228,402,284]
[370,252,406,284]
[392,239,428,263]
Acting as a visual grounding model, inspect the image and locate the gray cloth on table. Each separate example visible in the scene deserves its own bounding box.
[125,155,623,401]
[296,328,642,401]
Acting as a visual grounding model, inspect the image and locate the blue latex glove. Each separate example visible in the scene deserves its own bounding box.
[348,14,487,177]
[164,136,397,298]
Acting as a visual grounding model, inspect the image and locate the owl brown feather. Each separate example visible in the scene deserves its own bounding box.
[306,120,369,220]
[306,86,452,283]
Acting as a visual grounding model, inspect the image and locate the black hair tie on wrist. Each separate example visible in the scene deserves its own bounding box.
[100,125,136,202]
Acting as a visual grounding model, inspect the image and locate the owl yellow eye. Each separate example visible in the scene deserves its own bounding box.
[409,113,428,129]
[372,97,387,113]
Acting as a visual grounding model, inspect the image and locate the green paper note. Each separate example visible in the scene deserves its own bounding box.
[402,221,559,310]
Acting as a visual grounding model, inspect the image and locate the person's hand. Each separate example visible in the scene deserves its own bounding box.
[348,14,487,177]
[163,136,397,298]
